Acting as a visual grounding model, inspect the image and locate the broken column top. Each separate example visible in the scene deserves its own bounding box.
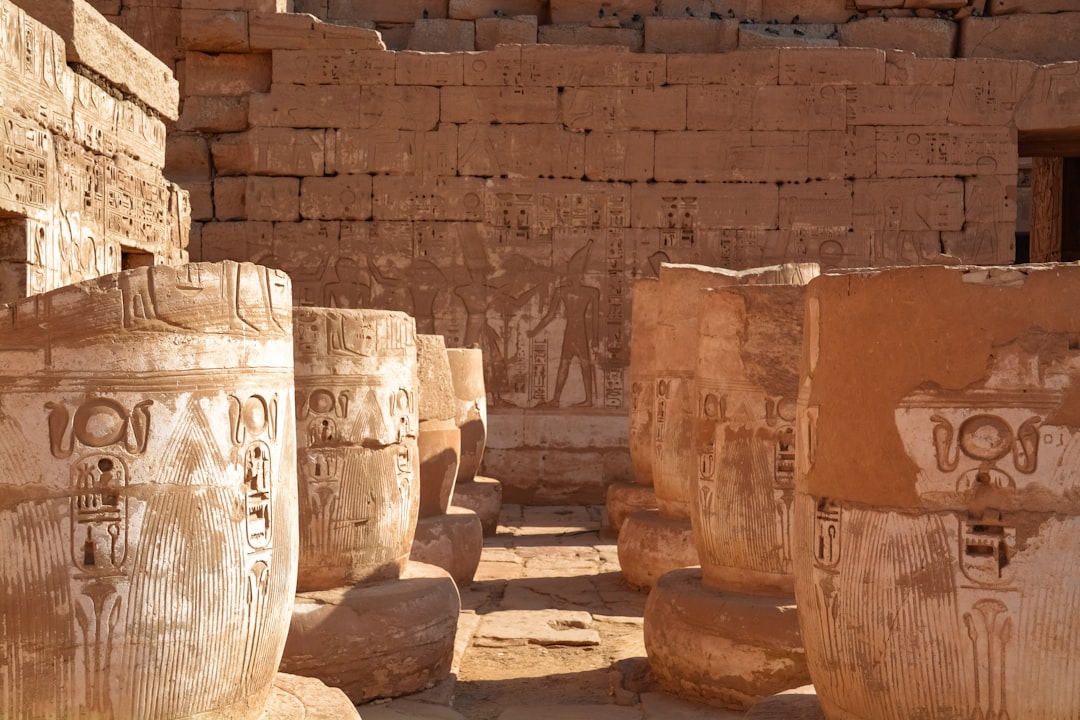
[417,334,456,423]
[11,0,179,119]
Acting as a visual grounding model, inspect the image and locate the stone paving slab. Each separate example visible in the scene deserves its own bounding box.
[361,699,470,720]
[498,705,643,720]
[640,692,747,719]
[474,609,600,647]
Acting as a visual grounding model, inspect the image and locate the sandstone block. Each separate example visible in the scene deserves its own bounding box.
[656,0,761,14]
[475,15,539,48]
[616,510,698,589]
[300,175,374,220]
[853,178,964,240]
[360,86,441,130]
[654,131,810,182]
[839,17,957,57]
[249,84,364,128]
[410,507,484,585]
[249,177,302,222]
[584,131,654,182]
[212,128,326,176]
[446,347,488,483]
[248,11,386,50]
[181,9,249,52]
[632,183,780,229]
[475,609,600,647]
[884,50,956,84]
[271,49,396,84]
[752,85,847,131]
[441,86,560,123]
[628,277,661,488]
[376,24,413,51]
[549,0,655,22]
[687,85,755,129]
[213,177,247,221]
[372,176,485,221]
[464,46,523,84]
[808,127,877,179]
[12,0,179,119]
[779,180,852,229]
[1015,62,1080,136]
[281,561,459,704]
[643,17,739,53]
[948,58,1036,126]
[457,124,586,179]
[417,335,460,518]
[327,0,448,23]
[845,84,952,125]
[396,50,465,85]
[762,0,852,22]
[184,51,271,96]
[164,132,211,182]
[959,13,1080,63]
[176,95,249,133]
[644,569,807,709]
[778,47,886,84]
[874,125,1016,176]
[739,23,839,48]
[199,221,274,262]
[989,0,1080,12]
[667,50,779,84]
[449,0,545,18]
[407,18,476,51]
[520,44,666,85]
[563,86,687,131]
[327,125,459,176]
[538,23,644,51]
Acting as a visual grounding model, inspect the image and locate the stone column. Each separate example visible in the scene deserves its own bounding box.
[0,261,296,720]
[644,263,817,709]
[794,264,1080,720]
[281,310,460,704]
[410,334,483,585]
[447,346,503,536]
[607,277,661,535]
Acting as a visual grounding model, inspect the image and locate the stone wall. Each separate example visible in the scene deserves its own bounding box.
[1,0,187,302]
[85,1,1080,502]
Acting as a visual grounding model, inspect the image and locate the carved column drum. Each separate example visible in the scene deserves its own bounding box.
[653,264,747,520]
[794,265,1080,720]
[629,277,661,488]
[293,308,419,592]
[0,261,297,719]
[446,347,487,484]
[417,335,460,518]
[693,265,818,593]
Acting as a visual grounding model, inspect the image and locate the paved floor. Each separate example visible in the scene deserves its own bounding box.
[358,505,748,720]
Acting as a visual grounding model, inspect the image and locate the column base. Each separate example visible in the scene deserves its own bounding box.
[644,567,809,710]
[410,506,484,586]
[280,561,460,704]
[450,475,503,536]
[605,481,657,535]
[746,685,824,719]
[616,510,698,589]
[265,673,362,720]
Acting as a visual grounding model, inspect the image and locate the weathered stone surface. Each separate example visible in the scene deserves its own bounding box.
[795,264,1080,720]
[417,334,461,518]
[693,266,818,594]
[451,475,503,535]
[249,11,386,50]
[0,261,296,718]
[745,686,824,719]
[475,609,601,647]
[643,17,739,54]
[739,24,840,48]
[13,0,179,119]
[447,347,488,482]
[616,510,698,589]
[959,13,1080,63]
[839,17,957,57]
[475,15,539,49]
[449,0,545,18]
[606,481,657,534]
[408,18,477,51]
[281,560,459,704]
[628,278,659,488]
[644,569,807,710]
[539,23,644,51]
[293,308,420,592]
[989,0,1080,12]
[265,673,362,720]
[410,506,484,585]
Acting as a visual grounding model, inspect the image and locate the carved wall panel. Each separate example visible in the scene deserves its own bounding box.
[0,260,295,720]
[293,307,419,592]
